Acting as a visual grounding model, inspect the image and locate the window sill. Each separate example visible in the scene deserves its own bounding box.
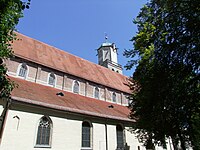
[47,84,55,87]
[34,145,51,148]
[81,147,93,150]
[116,148,125,150]
[17,75,26,80]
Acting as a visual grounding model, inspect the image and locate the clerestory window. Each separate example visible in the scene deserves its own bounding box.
[94,87,100,99]
[48,72,56,86]
[18,63,28,79]
[73,80,79,94]
[112,92,117,102]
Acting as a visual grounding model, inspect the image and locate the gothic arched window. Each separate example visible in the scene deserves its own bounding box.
[116,124,124,149]
[82,121,92,148]
[112,92,117,102]
[18,63,28,78]
[73,80,79,94]
[94,87,100,99]
[36,116,52,146]
[48,73,56,86]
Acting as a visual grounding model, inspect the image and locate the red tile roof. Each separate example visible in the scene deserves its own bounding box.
[11,77,134,122]
[12,33,131,93]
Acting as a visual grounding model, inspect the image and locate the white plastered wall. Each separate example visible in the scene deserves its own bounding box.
[0,109,82,150]
[93,123,106,150]
[51,117,82,149]
[0,107,150,150]
[107,124,117,150]
[0,109,40,150]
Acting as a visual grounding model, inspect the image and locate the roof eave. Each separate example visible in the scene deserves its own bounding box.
[11,96,135,123]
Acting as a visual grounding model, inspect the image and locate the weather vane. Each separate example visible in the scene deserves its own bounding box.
[104,32,108,43]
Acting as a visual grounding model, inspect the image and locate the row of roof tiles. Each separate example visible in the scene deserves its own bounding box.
[12,33,131,94]
[11,77,134,122]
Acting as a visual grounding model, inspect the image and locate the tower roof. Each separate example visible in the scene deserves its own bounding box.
[101,42,113,47]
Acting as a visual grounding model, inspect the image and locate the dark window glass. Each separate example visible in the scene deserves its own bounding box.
[94,87,99,99]
[117,125,124,149]
[48,73,55,86]
[82,121,91,147]
[73,81,79,94]
[112,92,117,102]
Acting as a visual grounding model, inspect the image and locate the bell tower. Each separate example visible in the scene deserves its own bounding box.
[97,35,123,74]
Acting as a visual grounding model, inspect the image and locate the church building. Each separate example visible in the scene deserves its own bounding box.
[0,33,169,150]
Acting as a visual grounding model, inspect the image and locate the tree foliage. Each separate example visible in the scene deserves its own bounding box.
[0,0,30,98]
[124,0,200,149]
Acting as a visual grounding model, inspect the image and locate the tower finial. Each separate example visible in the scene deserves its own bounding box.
[104,32,108,43]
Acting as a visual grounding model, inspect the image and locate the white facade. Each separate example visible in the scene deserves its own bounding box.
[0,102,147,150]
[0,101,174,150]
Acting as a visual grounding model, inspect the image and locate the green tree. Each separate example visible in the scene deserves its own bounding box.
[0,0,30,98]
[124,0,200,149]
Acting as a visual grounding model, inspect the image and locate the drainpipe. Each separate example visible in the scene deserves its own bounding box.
[105,120,108,150]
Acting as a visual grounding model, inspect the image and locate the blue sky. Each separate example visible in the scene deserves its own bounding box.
[17,0,147,76]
